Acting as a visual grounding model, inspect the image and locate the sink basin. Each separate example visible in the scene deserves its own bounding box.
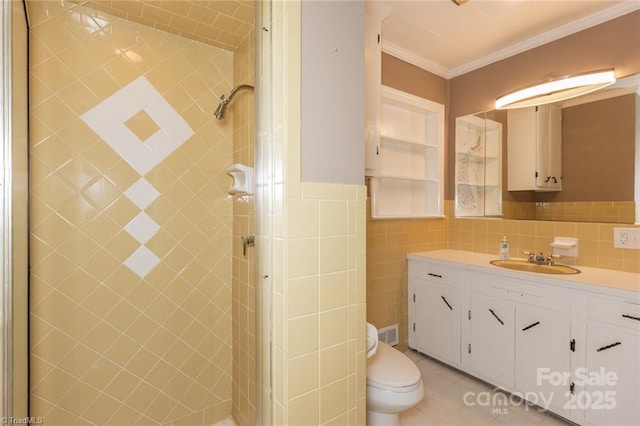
[490,260,581,275]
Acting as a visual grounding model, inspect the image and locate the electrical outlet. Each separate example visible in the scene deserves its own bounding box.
[614,228,640,249]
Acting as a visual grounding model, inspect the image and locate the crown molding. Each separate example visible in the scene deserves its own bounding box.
[382,1,640,80]
[382,41,451,79]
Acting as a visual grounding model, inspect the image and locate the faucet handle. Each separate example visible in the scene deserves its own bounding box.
[545,253,562,265]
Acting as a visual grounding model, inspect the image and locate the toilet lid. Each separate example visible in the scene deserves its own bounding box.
[367,341,421,389]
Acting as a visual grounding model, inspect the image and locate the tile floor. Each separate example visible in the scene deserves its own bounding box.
[400,350,573,426]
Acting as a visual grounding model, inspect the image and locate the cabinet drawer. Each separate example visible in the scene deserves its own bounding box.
[409,261,462,288]
[588,295,640,333]
[472,272,570,313]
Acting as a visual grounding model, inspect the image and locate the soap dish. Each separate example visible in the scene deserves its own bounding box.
[551,237,578,257]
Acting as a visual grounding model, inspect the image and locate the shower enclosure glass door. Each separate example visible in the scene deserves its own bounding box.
[1,0,29,418]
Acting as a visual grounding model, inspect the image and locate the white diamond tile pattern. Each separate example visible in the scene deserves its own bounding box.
[81,76,194,277]
[81,76,194,176]
[124,246,161,278]
[125,212,160,244]
[125,178,161,209]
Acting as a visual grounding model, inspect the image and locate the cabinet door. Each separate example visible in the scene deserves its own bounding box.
[535,105,562,190]
[507,105,561,191]
[364,13,381,175]
[411,282,461,365]
[470,293,515,388]
[515,306,572,413]
[584,323,640,426]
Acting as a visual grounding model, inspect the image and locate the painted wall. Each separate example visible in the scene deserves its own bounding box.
[382,53,447,105]
[301,1,365,185]
[28,3,237,424]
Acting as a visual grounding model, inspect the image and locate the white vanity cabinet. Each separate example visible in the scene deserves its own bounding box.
[515,305,572,415]
[469,271,572,413]
[407,251,640,426]
[408,262,462,366]
[508,104,562,191]
[469,292,515,388]
[583,294,640,426]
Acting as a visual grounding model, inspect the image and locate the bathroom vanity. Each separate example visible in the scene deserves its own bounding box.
[408,250,639,425]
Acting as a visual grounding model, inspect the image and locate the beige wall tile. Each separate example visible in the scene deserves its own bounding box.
[288,315,319,358]
[288,390,319,425]
[320,378,348,423]
[288,353,319,399]
[287,238,319,278]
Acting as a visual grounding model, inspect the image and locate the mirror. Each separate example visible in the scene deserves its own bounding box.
[454,111,503,217]
[455,74,639,223]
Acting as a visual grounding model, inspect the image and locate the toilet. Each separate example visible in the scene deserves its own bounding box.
[366,341,424,425]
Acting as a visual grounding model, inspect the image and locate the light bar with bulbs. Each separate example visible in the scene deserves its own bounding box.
[495,69,616,109]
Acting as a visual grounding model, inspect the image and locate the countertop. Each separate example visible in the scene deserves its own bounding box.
[408,249,640,295]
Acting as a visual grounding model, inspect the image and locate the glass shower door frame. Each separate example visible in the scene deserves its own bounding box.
[255,0,273,424]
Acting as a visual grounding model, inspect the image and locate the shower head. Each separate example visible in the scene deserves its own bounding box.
[214,84,254,120]
[214,96,230,120]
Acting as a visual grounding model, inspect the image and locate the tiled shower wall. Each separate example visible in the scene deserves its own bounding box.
[231,29,257,426]
[29,3,237,424]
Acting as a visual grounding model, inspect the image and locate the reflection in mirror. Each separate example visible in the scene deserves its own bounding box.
[454,112,502,217]
[454,74,639,224]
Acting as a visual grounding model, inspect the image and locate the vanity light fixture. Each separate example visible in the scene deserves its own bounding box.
[495,69,616,109]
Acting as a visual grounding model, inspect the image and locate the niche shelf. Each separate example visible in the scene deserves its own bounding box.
[369,86,445,219]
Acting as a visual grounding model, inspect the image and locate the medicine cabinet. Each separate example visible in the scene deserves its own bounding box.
[454,113,503,217]
[507,105,562,192]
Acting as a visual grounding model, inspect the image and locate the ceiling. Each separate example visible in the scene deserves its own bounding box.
[369,0,640,79]
[79,0,254,51]
[65,1,638,72]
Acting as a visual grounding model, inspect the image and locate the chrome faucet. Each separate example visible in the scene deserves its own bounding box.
[523,251,561,266]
